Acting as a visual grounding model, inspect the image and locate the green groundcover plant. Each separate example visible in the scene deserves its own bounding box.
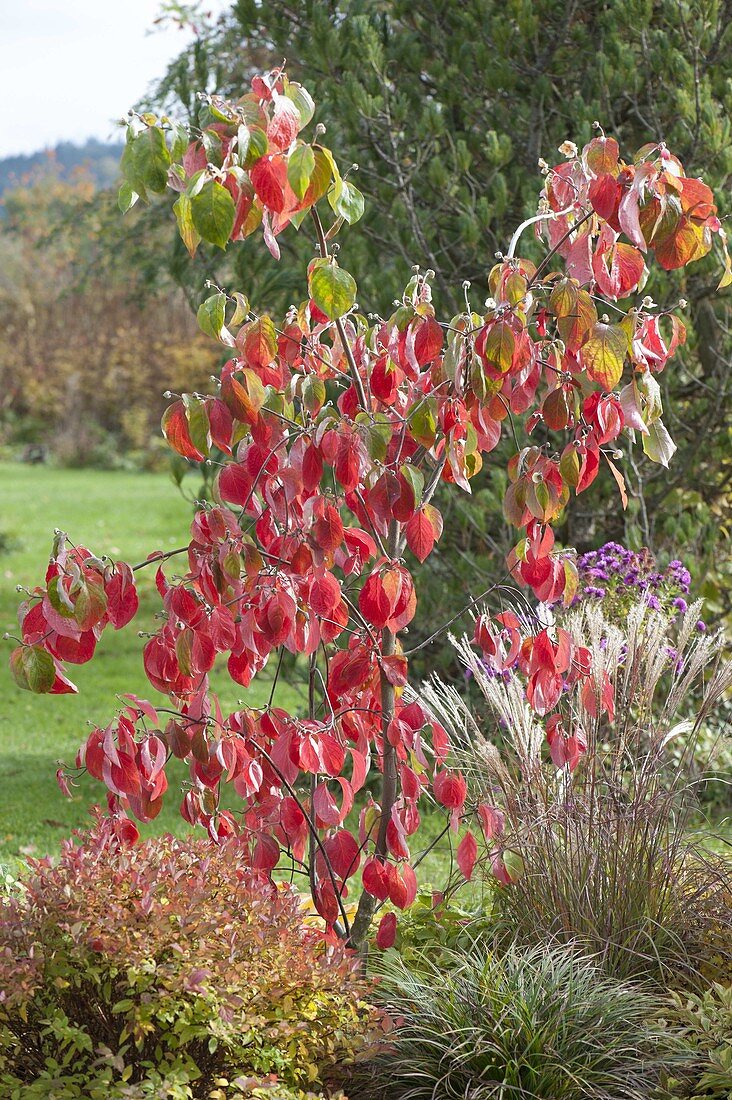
[0,817,379,1098]
[662,983,732,1099]
[351,942,685,1100]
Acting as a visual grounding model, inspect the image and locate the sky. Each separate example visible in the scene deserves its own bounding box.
[0,1,226,159]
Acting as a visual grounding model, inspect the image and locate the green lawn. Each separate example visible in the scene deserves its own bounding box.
[0,462,307,865]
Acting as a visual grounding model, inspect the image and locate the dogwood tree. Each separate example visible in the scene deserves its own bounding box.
[9,67,726,947]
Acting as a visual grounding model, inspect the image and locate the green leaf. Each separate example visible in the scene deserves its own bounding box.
[169,120,189,162]
[357,412,392,462]
[304,147,334,205]
[319,145,343,203]
[642,417,677,467]
[230,292,251,327]
[408,397,438,447]
[287,144,316,201]
[120,137,147,203]
[503,849,525,882]
[117,182,138,213]
[196,292,233,344]
[481,321,515,373]
[301,375,325,414]
[284,81,315,127]
[308,260,357,321]
[200,128,223,164]
[197,292,225,339]
[329,179,364,225]
[134,126,171,194]
[184,396,211,457]
[401,463,425,506]
[236,124,251,166]
[190,181,236,250]
[241,127,268,168]
[173,193,201,258]
[47,575,75,618]
[74,579,107,631]
[10,645,56,694]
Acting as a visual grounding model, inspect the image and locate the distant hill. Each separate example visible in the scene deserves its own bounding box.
[0,138,124,197]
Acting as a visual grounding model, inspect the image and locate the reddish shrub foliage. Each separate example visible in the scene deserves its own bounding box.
[0,817,379,1097]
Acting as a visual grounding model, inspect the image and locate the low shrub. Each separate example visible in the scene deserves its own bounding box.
[0,817,378,1099]
[662,983,732,1099]
[353,943,683,1100]
[373,889,495,973]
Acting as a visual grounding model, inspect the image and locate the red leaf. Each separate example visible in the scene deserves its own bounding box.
[405,509,436,562]
[477,802,505,840]
[412,315,443,365]
[322,828,361,880]
[309,570,342,616]
[457,829,478,880]
[376,911,397,949]
[161,400,204,462]
[362,856,390,901]
[252,832,280,872]
[312,503,344,553]
[381,653,408,687]
[250,155,286,213]
[267,96,300,150]
[313,880,340,926]
[359,569,394,629]
[433,769,467,811]
[106,564,139,629]
[389,863,417,909]
[207,398,233,454]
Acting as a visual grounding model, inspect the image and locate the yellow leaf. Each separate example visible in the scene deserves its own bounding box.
[582,322,629,390]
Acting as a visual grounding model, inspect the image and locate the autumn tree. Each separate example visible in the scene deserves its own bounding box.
[144,0,732,639]
[8,65,725,949]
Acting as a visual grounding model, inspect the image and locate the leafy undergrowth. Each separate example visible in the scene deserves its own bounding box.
[0,819,379,1098]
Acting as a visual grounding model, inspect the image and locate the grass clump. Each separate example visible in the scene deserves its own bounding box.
[356,942,682,1100]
